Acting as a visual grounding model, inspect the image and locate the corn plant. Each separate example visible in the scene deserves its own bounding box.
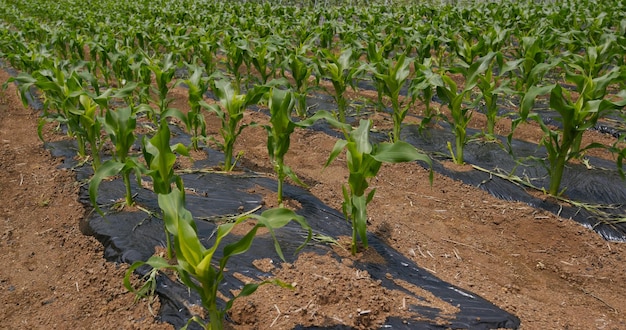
[264,88,305,206]
[7,61,104,166]
[409,57,443,124]
[482,24,510,54]
[263,88,333,205]
[170,64,210,151]
[146,53,179,120]
[74,93,105,169]
[78,80,139,169]
[125,187,311,330]
[133,52,154,106]
[196,33,219,76]
[364,39,392,113]
[249,36,280,85]
[89,104,145,213]
[315,47,363,124]
[207,79,268,172]
[281,44,315,118]
[142,118,189,257]
[142,118,189,196]
[517,66,626,196]
[368,54,414,142]
[436,52,495,164]
[219,31,248,94]
[325,119,431,254]
[453,33,488,69]
[512,36,557,95]
[108,46,136,89]
[474,53,520,138]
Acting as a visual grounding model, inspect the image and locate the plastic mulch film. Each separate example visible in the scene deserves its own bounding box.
[401,124,626,242]
[46,137,521,329]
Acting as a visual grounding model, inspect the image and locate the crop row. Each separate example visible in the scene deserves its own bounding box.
[2,0,626,328]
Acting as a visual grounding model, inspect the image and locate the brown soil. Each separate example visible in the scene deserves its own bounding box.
[2,68,626,329]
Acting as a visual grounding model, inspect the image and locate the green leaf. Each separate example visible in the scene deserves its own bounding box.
[351,120,372,155]
[158,189,206,274]
[520,84,555,120]
[222,224,259,260]
[256,207,305,229]
[325,139,348,168]
[284,165,307,188]
[372,141,429,164]
[500,58,523,76]
[256,207,311,258]
[124,256,177,294]
[298,110,350,131]
[89,160,125,215]
[549,84,575,119]
[352,194,368,248]
[465,52,496,91]
[162,108,189,128]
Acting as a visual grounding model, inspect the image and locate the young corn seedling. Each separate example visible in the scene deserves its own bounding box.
[169,63,210,151]
[315,47,363,125]
[435,74,472,165]
[475,53,520,139]
[369,54,414,142]
[7,61,102,167]
[436,52,494,164]
[108,46,136,90]
[512,36,558,95]
[264,88,305,206]
[325,119,431,255]
[518,65,626,196]
[249,36,280,85]
[77,81,140,170]
[133,52,154,106]
[74,93,105,169]
[89,104,145,214]
[146,53,179,121]
[219,31,248,94]
[207,79,268,172]
[142,118,189,257]
[453,33,488,69]
[263,88,331,205]
[73,74,140,171]
[197,33,219,77]
[142,118,189,196]
[281,44,315,118]
[364,39,392,113]
[125,187,311,330]
[409,57,444,125]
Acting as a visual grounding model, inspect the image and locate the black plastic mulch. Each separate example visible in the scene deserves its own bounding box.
[47,132,521,329]
[301,89,626,242]
[400,123,626,242]
[19,65,624,329]
[42,86,626,329]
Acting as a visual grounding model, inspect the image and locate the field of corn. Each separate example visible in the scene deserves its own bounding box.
[1,0,626,328]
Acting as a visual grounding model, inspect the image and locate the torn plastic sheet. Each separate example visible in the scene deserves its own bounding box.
[45,137,520,329]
